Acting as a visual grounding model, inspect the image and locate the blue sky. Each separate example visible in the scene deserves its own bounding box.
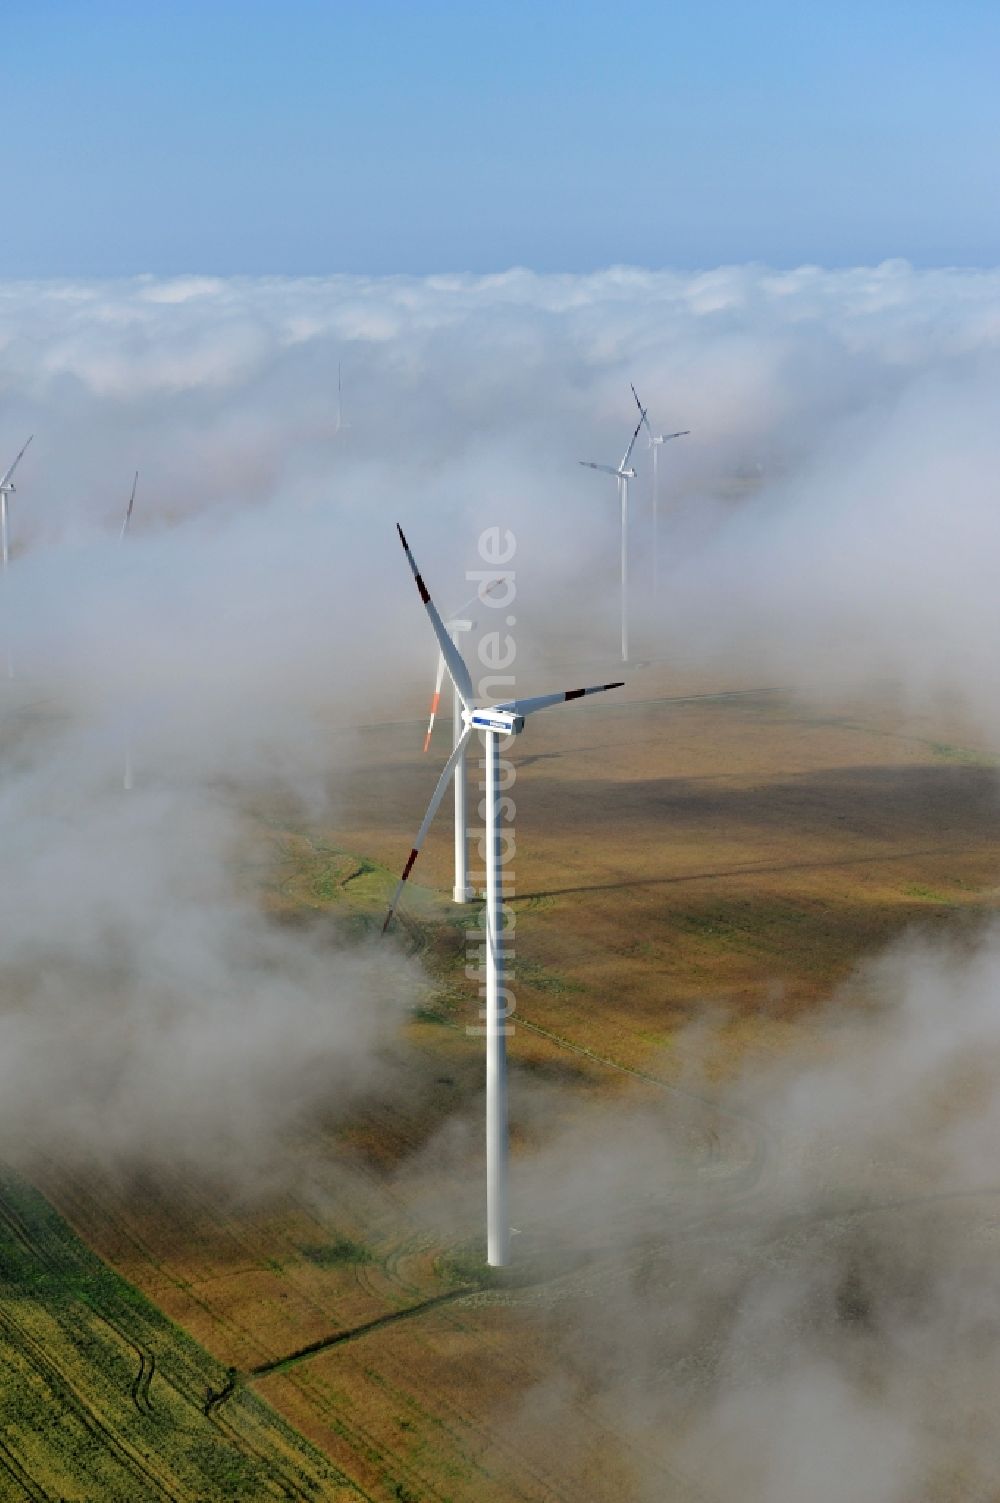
[2,0,999,275]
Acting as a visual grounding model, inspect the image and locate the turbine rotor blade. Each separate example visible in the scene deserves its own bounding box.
[620,412,645,473]
[662,429,690,442]
[383,726,474,932]
[396,524,475,710]
[495,681,625,718]
[120,470,138,539]
[446,575,504,622]
[423,651,447,752]
[631,383,655,441]
[579,461,620,476]
[0,434,33,491]
[425,579,504,751]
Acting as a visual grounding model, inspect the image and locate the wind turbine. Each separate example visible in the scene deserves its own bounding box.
[119,472,138,788]
[579,405,645,661]
[423,578,504,904]
[631,384,689,595]
[385,525,623,1266]
[120,470,138,541]
[334,361,346,436]
[0,435,33,678]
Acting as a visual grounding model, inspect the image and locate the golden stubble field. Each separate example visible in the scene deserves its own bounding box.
[36,663,1000,1501]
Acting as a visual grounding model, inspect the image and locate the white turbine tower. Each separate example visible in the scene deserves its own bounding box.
[422,579,503,904]
[120,472,138,789]
[0,435,34,679]
[385,525,623,1266]
[631,384,689,595]
[579,404,645,662]
[333,361,347,437]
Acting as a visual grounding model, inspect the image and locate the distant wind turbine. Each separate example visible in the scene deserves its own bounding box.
[0,435,33,572]
[631,384,689,595]
[0,435,34,678]
[119,472,138,789]
[385,524,623,1266]
[334,361,346,436]
[579,405,645,661]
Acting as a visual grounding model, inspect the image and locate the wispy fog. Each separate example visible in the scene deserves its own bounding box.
[504,928,1000,1501]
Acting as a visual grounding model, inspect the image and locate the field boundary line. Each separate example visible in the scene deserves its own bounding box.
[245,1287,480,1381]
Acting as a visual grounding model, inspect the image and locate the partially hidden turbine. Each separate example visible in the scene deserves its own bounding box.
[119,472,139,788]
[0,435,34,679]
[333,360,346,437]
[579,403,646,662]
[384,524,623,1266]
[631,384,689,596]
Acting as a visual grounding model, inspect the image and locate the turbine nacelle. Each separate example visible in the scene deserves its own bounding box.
[465,707,525,737]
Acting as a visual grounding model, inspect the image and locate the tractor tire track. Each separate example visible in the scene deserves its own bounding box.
[138,1345,156,1411]
[92,1308,157,1416]
[0,1170,162,1423]
[18,1164,384,1499]
[207,1395,364,1503]
[0,1438,49,1503]
[128,1335,155,1414]
[0,1306,179,1502]
[0,1169,330,1499]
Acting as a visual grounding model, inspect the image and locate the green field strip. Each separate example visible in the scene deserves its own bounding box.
[0,1169,363,1500]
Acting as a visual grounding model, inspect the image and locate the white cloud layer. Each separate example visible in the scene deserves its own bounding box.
[4,260,1000,728]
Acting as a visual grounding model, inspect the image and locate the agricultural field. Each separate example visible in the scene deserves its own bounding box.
[12,662,1000,1499]
[0,1169,352,1500]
